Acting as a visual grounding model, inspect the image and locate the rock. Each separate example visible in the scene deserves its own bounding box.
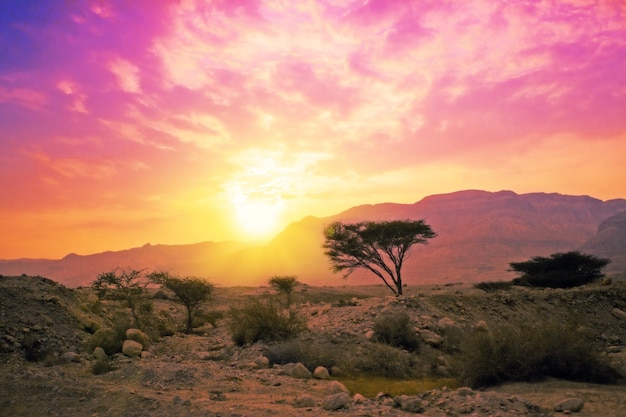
[393,395,424,413]
[280,362,311,379]
[253,355,270,368]
[365,330,375,340]
[474,320,489,332]
[93,347,108,361]
[353,393,367,405]
[419,329,443,347]
[61,351,81,363]
[125,328,150,348]
[327,380,349,394]
[89,328,121,355]
[554,397,585,412]
[140,350,152,359]
[437,317,456,330]
[611,308,626,321]
[122,340,143,357]
[321,392,351,411]
[313,366,330,379]
[608,346,622,353]
[294,394,316,408]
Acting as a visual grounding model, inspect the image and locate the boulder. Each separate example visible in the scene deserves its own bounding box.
[321,393,351,411]
[294,394,316,408]
[313,366,330,379]
[280,362,311,379]
[393,395,424,413]
[554,397,585,413]
[122,339,143,357]
[419,329,443,347]
[327,380,349,394]
[89,328,120,355]
[93,346,108,361]
[125,328,150,348]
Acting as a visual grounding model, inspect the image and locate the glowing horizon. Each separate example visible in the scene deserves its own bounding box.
[1,0,626,259]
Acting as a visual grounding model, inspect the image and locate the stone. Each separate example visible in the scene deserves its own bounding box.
[393,395,425,413]
[253,355,270,368]
[280,362,311,379]
[321,393,351,411]
[294,394,316,408]
[122,339,143,357]
[611,308,626,321]
[327,380,349,394]
[474,320,489,332]
[93,346,108,361]
[419,329,443,347]
[353,393,367,405]
[125,328,150,348]
[61,351,81,363]
[365,330,375,340]
[313,366,330,379]
[90,328,120,355]
[554,398,585,413]
[437,317,456,330]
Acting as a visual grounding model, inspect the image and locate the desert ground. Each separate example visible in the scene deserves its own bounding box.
[1,275,626,417]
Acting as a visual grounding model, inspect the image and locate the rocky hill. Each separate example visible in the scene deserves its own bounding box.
[580,210,626,275]
[1,275,626,416]
[1,190,626,287]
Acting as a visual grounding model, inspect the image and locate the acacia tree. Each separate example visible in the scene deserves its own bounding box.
[509,251,610,288]
[323,219,436,296]
[149,272,214,333]
[268,275,299,307]
[92,268,150,328]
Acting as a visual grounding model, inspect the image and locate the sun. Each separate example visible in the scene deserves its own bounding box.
[232,195,284,240]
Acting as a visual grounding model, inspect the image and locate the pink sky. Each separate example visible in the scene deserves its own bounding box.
[1,0,625,259]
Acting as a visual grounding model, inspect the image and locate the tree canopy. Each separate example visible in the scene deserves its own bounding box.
[509,251,610,288]
[323,219,436,295]
[268,275,299,307]
[92,268,150,328]
[149,272,214,333]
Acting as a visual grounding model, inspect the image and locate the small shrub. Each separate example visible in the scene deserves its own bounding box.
[228,299,307,345]
[458,320,622,387]
[373,312,420,351]
[352,343,418,379]
[22,334,54,362]
[191,310,223,329]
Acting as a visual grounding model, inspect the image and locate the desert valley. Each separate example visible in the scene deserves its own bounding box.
[2,190,626,417]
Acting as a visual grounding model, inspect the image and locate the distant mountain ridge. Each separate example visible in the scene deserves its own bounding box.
[2,190,626,287]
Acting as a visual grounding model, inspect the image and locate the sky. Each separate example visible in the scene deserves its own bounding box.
[1,0,625,259]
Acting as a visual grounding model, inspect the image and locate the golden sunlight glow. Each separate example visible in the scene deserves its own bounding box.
[233,195,284,239]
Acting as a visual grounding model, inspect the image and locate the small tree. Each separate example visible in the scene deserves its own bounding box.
[509,251,610,288]
[323,219,436,296]
[93,268,149,328]
[268,275,299,307]
[149,272,214,333]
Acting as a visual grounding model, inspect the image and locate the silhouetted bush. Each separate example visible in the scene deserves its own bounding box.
[458,320,622,387]
[264,338,341,371]
[510,251,610,288]
[474,281,513,292]
[228,299,307,345]
[373,312,420,351]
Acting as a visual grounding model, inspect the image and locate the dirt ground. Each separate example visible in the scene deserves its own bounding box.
[1,276,626,417]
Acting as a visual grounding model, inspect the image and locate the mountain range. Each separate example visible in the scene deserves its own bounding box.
[2,190,626,287]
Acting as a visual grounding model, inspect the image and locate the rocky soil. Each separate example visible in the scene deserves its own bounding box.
[1,275,626,417]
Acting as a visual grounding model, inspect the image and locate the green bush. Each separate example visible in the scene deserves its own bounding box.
[373,312,420,351]
[228,299,307,345]
[265,336,419,379]
[352,343,418,379]
[458,320,622,387]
